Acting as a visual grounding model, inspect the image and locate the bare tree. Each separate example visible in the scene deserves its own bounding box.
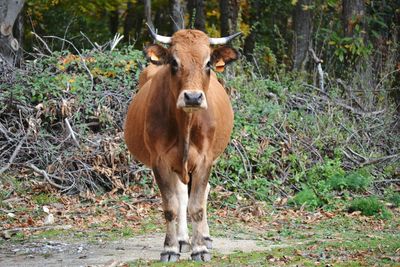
[292,0,312,71]
[220,0,239,36]
[0,0,25,67]
[170,0,183,32]
[187,0,205,31]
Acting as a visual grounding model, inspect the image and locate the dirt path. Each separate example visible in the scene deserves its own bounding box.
[0,234,290,267]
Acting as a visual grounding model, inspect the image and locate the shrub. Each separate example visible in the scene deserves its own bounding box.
[348,196,391,219]
[328,168,372,192]
[289,188,322,210]
[386,191,400,208]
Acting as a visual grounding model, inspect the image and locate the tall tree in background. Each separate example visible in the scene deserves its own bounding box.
[292,0,312,71]
[342,0,365,38]
[188,0,205,31]
[144,0,151,26]
[108,8,119,37]
[123,1,135,42]
[220,0,239,36]
[243,1,260,59]
[0,0,25,67]
[170,0,183,32]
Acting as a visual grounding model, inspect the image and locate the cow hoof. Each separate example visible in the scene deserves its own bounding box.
[160,251,180,262]
[204,237,213,249]
[191,251,211,262]
[179,240,191,253]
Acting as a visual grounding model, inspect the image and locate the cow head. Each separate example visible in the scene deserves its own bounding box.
[144,26,240,113]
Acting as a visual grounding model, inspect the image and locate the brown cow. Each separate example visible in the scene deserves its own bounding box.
[124,26,240,262]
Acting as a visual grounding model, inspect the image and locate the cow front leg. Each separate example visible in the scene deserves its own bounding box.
[153,167,180,262]
[188,166,212,262]
[176,179,190,253]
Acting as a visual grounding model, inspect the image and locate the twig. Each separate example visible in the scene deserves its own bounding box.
[27,163,69,190]
[373,179,400,184]
[314,94,385,116]
[64,118,80,147]
[0,122,11,141]
[309,47,324,92]
[360,153,400,167]
[30,31,53,55]
[80,31,98,51]
[109,33,124,51]
[0,118,33,175]
[231,139,252,180]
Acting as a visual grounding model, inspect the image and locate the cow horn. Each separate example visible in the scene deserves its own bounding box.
[146,23,172,44]
[209,32,241,45]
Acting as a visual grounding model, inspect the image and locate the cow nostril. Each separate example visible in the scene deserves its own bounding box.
[184,92,190,101]
[196,93,203,101]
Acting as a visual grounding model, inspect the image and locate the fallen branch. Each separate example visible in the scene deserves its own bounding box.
[0,118,33,175]
[27,163,69,190]
[360,153,400,167]
[65,118,80,147]
[315,94,385,116]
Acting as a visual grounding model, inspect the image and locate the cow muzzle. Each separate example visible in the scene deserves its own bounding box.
[177,90,208,112]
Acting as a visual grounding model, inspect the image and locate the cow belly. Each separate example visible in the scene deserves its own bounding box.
[124,96,152,167]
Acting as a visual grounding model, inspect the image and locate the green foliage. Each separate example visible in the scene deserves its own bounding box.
[5,47,144,132]
[385,190,400,208]
[289,188,322,209]
[328,169,372,192]
[348,197,392,219]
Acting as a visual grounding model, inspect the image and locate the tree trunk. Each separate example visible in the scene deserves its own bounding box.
[0,0,25,67]
[144,0,151,26]
[123,1,135,42]
[170,0,183,32]
[187,0,205,31]
[243,1,260,59]
[109,9,119,37]
[292,0,312,71]
[220,0,239,36]
[342,0,365,38]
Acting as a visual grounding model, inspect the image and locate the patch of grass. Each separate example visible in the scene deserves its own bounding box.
[32,193,59,205]
[348,196,392,219]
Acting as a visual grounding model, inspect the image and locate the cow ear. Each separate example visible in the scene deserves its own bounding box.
[144,44,170,65]
[211,46,239,73]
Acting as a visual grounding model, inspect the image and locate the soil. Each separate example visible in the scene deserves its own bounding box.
[0,234,287,267]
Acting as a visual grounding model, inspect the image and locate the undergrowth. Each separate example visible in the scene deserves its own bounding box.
[1,45,399,215]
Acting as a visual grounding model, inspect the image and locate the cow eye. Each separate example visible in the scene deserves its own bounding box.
[206,61,212,70]
[171,59,179,73]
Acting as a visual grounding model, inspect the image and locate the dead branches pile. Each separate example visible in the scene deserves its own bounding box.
[0,48,147,193]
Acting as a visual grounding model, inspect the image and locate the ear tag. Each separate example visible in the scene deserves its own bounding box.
[215,59,225,72]
[150,53,159,62]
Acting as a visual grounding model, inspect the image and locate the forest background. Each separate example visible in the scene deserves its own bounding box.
[0,1,399,265]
